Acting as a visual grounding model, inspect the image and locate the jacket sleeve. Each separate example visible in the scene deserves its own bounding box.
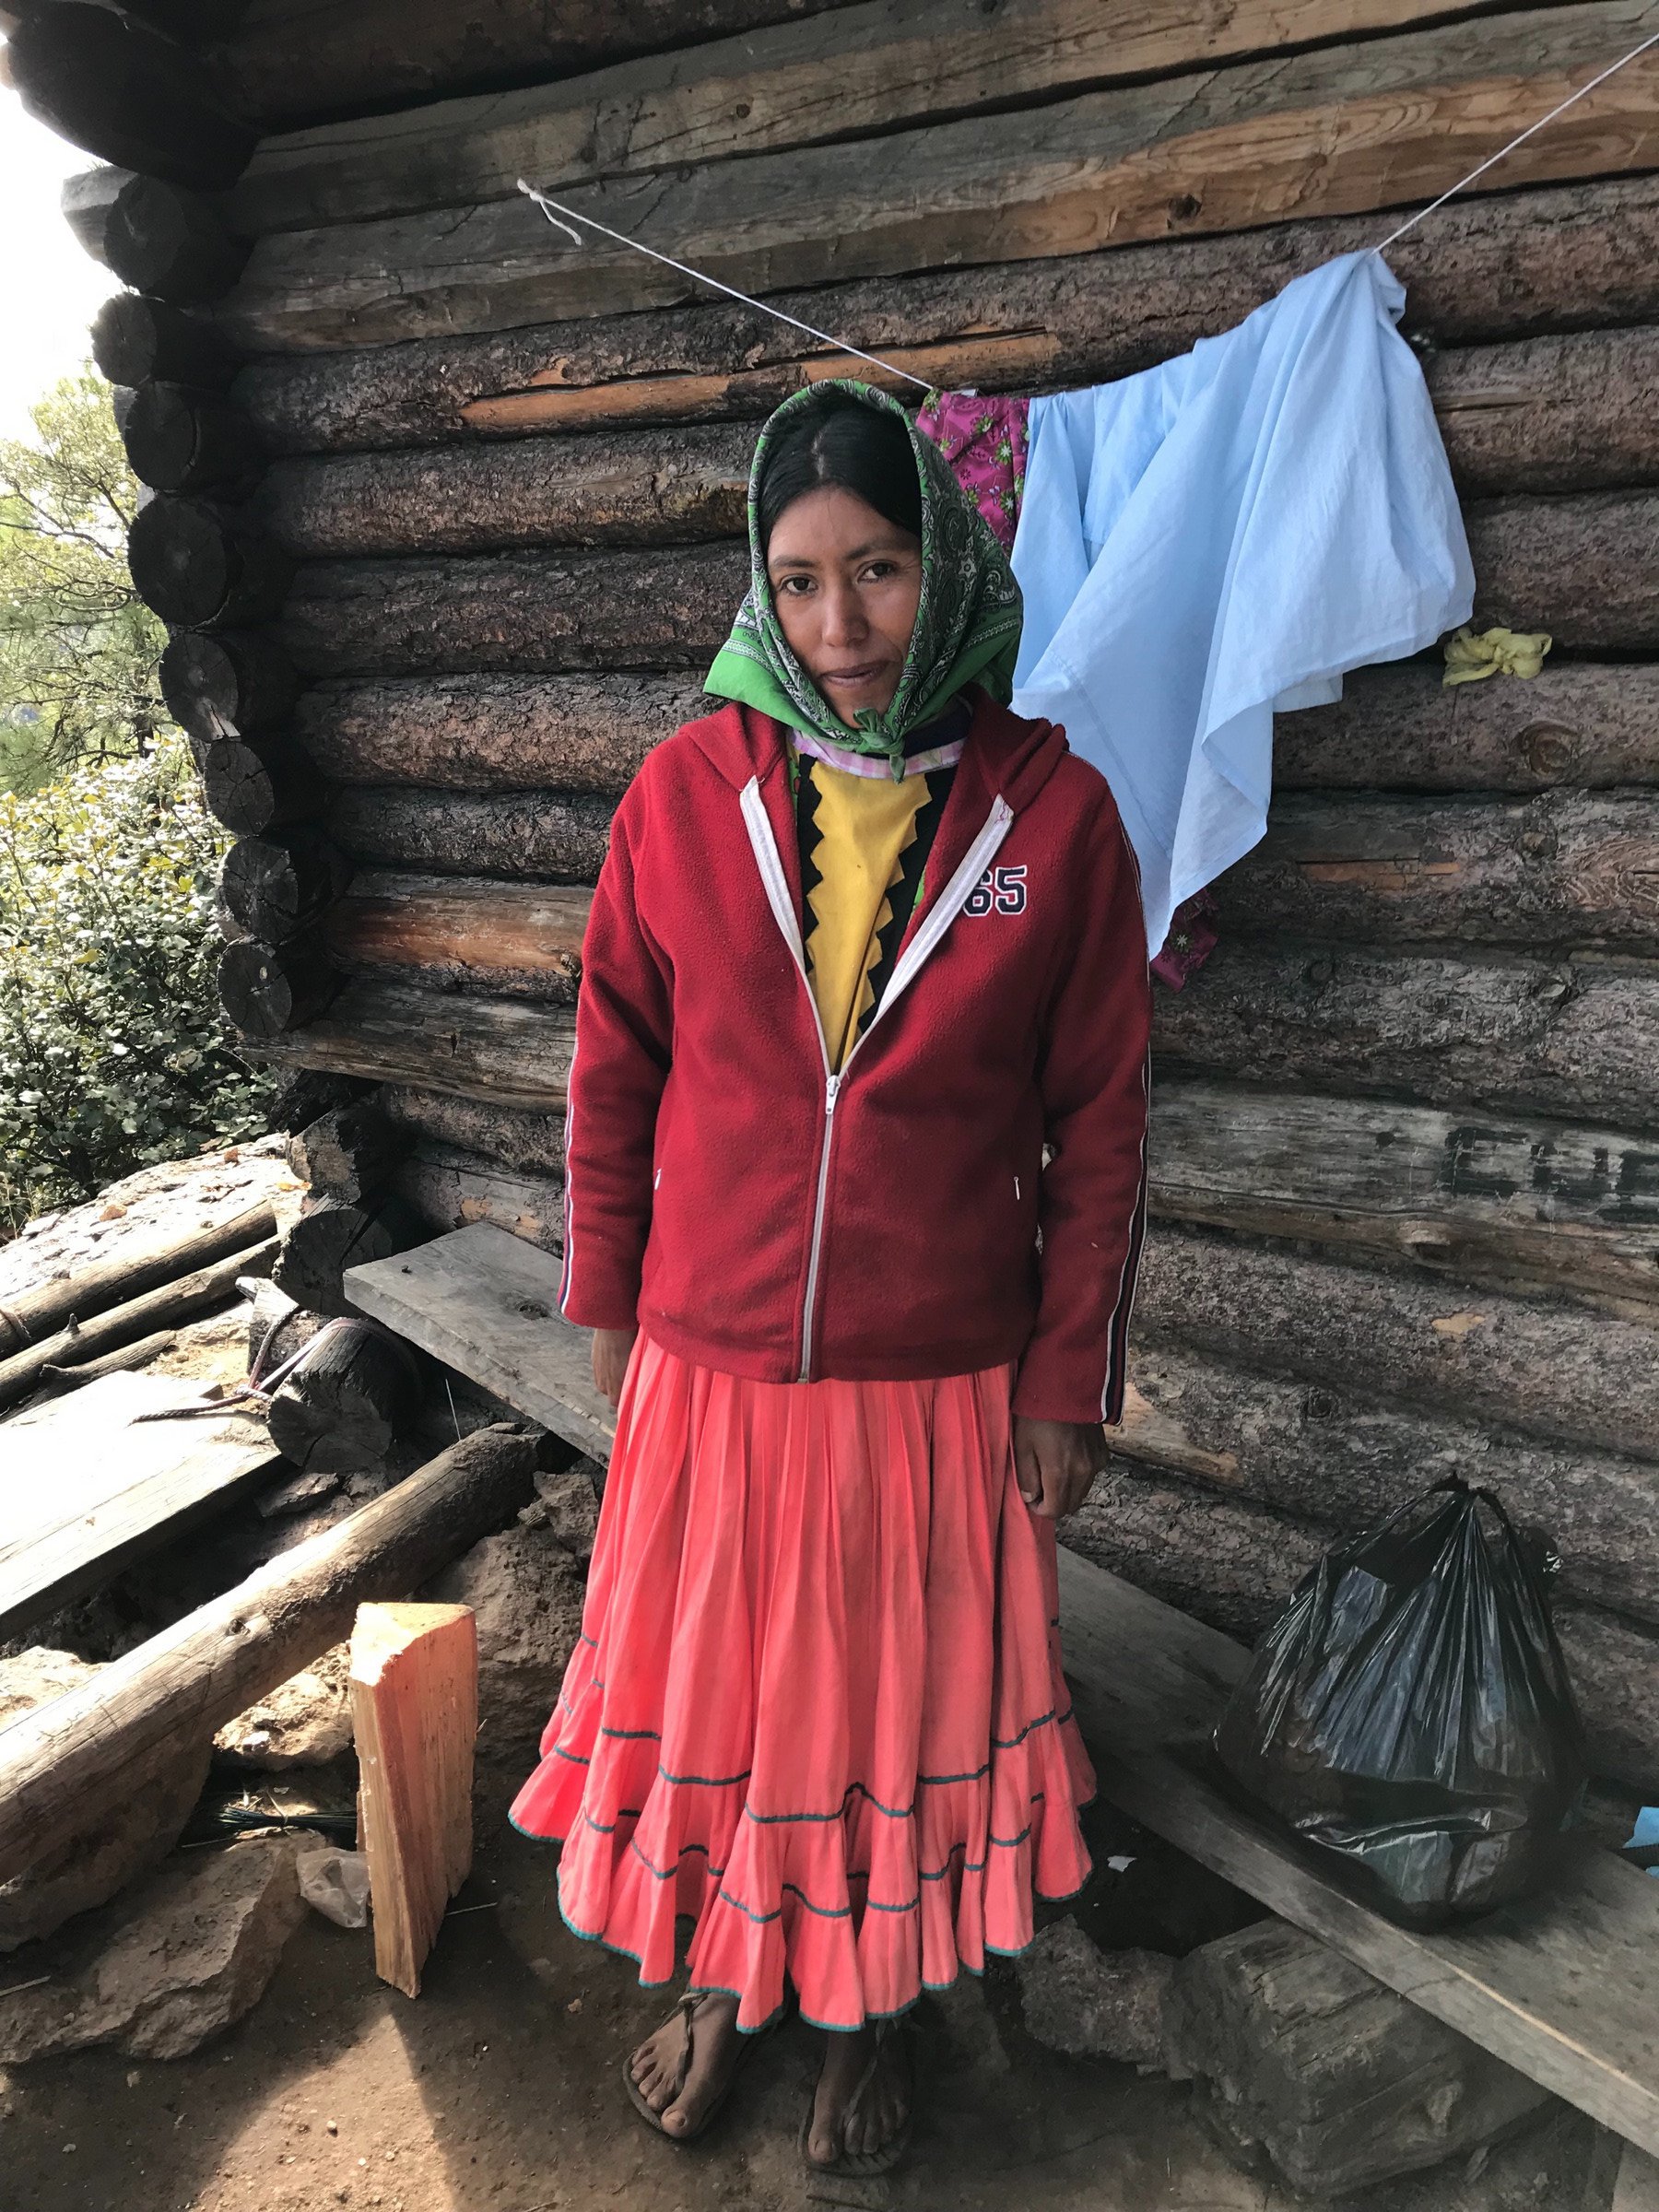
[559,792,674,1330]
[1013,798,1151,1426]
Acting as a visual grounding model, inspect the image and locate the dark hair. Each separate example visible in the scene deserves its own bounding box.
[757,393,923,550]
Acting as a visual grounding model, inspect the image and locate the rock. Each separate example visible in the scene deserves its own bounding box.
[424,1521,586,1762]
[522,1459,601,1566]
[0,1650,211,1953]
[0,1833,313,2063]
[253,1467,341,1519]
[1164,1918,1553,2198]
[1016,1918,1172,2065]
[214,1642,354,1769]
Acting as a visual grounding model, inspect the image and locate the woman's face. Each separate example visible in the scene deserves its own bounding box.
[765,486,922,726]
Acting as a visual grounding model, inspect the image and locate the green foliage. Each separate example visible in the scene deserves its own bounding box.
[0,370,166,793]
[0,730,276,1230]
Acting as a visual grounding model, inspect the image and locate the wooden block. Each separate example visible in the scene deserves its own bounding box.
[349,1600,477,1999]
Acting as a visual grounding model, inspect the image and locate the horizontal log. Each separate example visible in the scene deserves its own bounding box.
[231,174,1659,453]
[159,629,301,744]
[1228,789,1659,950]
[268,1065,377,1134]
[90,292,238,391]
[287,1099,406,1205]
[0,1426,536,1889]
[1149,1079,1659,1308]
[326,789,613,882]
[1468,491,1659,650]
[377,1085,565,1177]
[326,873,587,1001]
[255,424,750,558]
[0,1199,276,1359]
[213,6,1659,350]
[1154,941,1659,1132]
[394,1141,565,1255]
[253,979,576,1110]
[100,176,250,304]
[1276,662,1659,793]
[276,543,746,677]
[293,672,695,793]
[206,0,863,131]
[251,335,1659,559]
[265,1319,417,1473]
[123,382,265,497]
[1135,1222,1659,1468]
[1112,1337,1659,1625]
[229,0,1507,235]
[60,163,134,265]
[10,4,256,190]
[218,935,341,1037]
[272,1192,422,1317]
[1063,1478,1659,1791]
[127,495,294,629]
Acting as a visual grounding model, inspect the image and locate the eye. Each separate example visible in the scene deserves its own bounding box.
[861,560,898,582]
[774,573,814,596]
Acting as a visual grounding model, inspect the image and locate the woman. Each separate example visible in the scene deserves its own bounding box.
[511,382,1151,2174]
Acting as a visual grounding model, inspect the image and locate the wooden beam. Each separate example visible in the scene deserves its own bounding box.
[272,1192,422,1318]
[252,979,576,1110]
[1112,1336,1659,1626]
[1135,1224,1659,1469]
[379,1086,565,1178]
[1148,1078,1659,1309]
[0,1199,275,1358]
[346,1222,616,1464]
[350,1601,477,1998]
[1062,1477,1659,1791]
[1470,490,1659,650]
[1155,941,1659,1134]
[1276,661,1659,793]
[253,335,1659,561]
[228,0,1517,235]
[213,6,1659,350]
[395,1142,565,1256]
[326,790,613,884]
[232,174,1659,454]
[1228,787,1659,950]
[206,0,866,132]
[0,1425,536,1890]
[293,674,691,794]
[327,874,587,1002]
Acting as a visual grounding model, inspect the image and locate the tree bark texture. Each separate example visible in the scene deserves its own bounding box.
[1154,941,1659,1133]
[293,673,695,794]
[1275,662,1659,794]
[0,1426,536,1889]
[1467,492,1659,650]
[276,544,747,677]
[325,790,614,883]
[1147,1079,1659,1311]
[376,1085,566,1177]
[211,8,1659,350]
[1112,1336,1659,1625]
[1061,1484,1659,1792]
[252,980,576,1111]
[230,175,1659,454]
[1135,1221,1659,1468]
[1225,790,1659,952]
[326,874,588,1001]
[394,1141,565,1256]
[225,0,1503,234]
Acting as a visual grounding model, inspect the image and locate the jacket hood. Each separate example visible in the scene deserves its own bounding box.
[677,686,1071,815]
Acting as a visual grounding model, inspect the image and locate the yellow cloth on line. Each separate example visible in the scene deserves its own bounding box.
[800,757,935,1073]
[1441,623,1552,687]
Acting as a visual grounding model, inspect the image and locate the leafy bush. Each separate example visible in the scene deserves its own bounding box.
[0,730,275,1230]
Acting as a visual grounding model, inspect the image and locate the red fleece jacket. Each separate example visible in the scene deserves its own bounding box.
[559,689,1151,1424]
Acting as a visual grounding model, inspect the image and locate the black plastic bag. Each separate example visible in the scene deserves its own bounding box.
[1213,1477,1587,1927]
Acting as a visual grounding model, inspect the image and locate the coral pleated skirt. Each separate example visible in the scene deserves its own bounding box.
[509,1335,1095,2032]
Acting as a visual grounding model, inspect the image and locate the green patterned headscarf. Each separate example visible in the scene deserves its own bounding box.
[704,380,1023,777]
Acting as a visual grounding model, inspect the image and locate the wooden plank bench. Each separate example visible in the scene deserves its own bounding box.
[345,1222,1659,2164]
[0,1371,279,1638]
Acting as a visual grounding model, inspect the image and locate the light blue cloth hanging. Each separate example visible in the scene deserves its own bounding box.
[1010,250,1474,954]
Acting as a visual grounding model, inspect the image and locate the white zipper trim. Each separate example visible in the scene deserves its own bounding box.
[738,776,1015,1382]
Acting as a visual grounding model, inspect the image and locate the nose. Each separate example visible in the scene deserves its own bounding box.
[818,576,867,649]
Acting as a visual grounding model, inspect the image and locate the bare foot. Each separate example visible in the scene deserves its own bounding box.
[806,2023,911,2168]
[628,1992,744,2138]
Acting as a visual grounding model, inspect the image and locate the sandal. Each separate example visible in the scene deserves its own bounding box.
[798,2018,913,2178]
[621,1989,761,2145]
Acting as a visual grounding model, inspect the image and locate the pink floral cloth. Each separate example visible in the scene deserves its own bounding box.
[1149,889,1220,990]
[916,392,1029,553]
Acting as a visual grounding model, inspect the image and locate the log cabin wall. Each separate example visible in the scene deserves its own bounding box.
[30,0,1659,1789]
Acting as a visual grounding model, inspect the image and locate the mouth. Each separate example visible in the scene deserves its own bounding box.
[818,663,888,688]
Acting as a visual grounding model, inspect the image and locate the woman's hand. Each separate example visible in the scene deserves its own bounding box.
[592,1325,639,1408]
[1013,1416,1107,1520]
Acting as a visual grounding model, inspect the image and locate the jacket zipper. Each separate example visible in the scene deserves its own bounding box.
[739,778,1015,1382]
